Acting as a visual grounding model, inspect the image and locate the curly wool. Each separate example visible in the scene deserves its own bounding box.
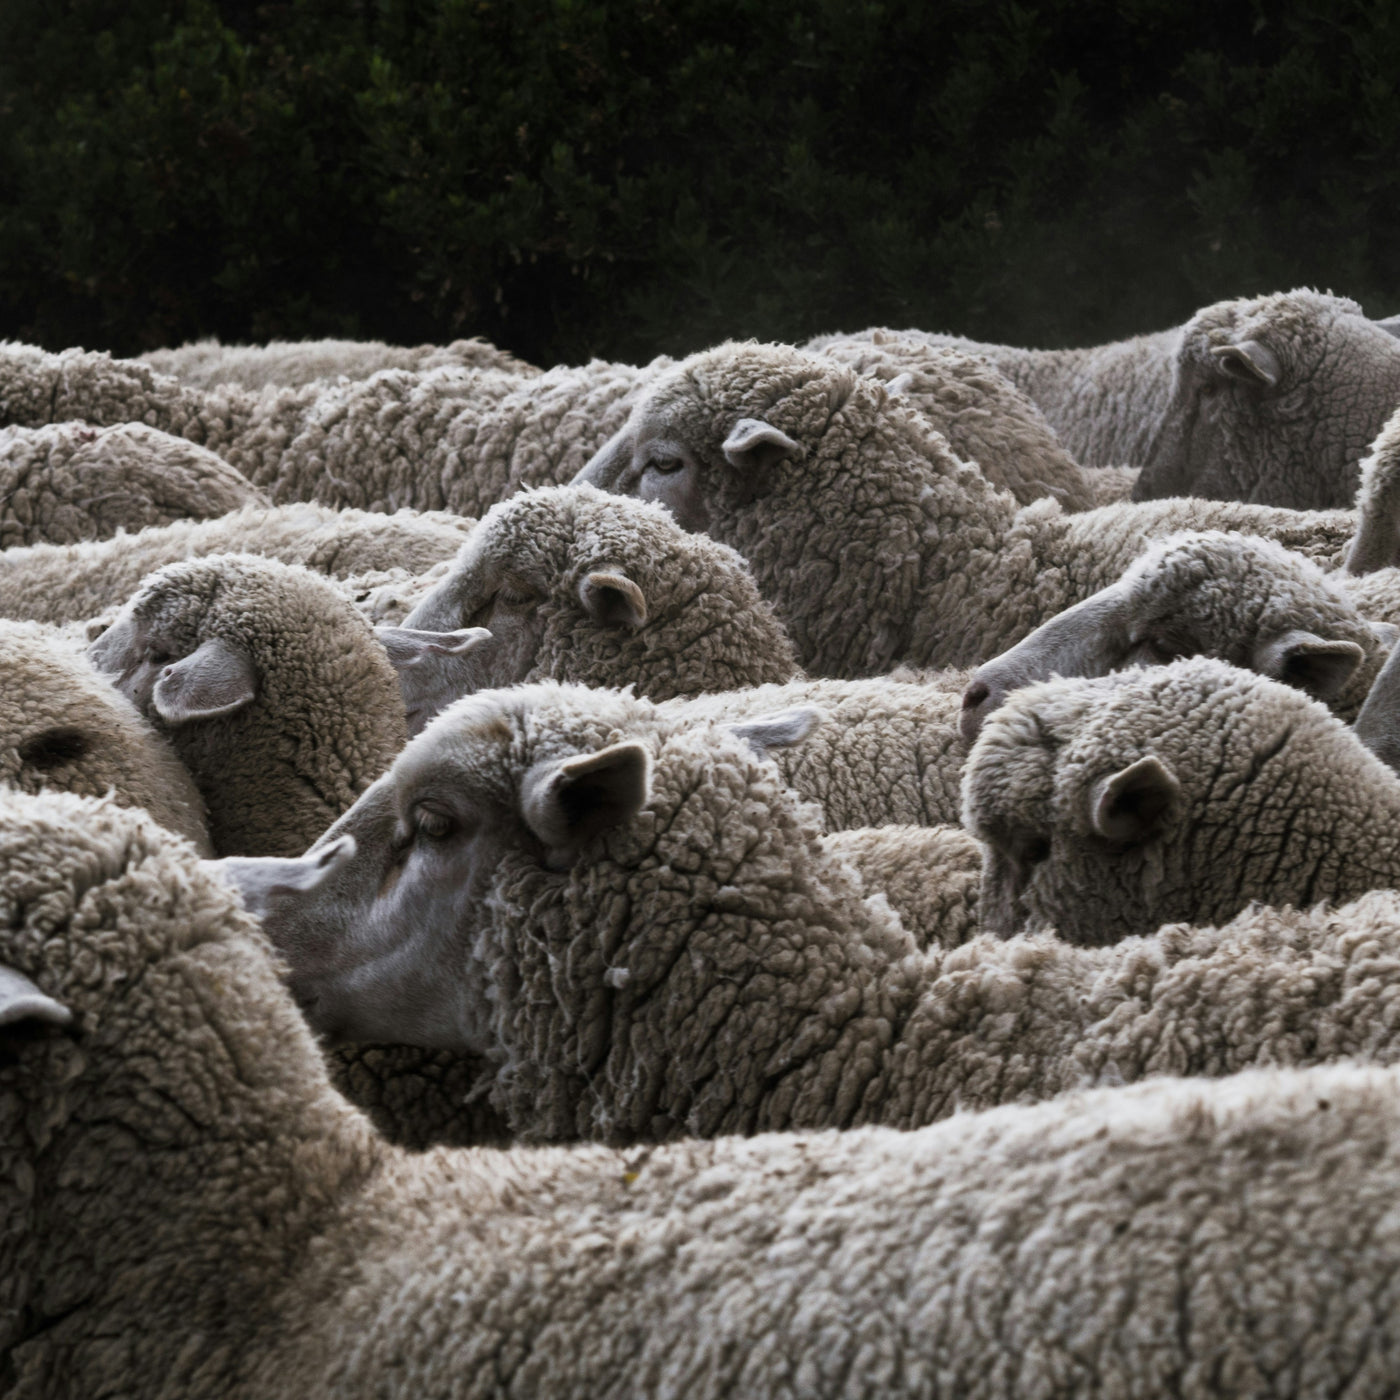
[963,657,1400,944]
[137,333,538,391]
[0,340,669,518]
[577,341,1359,677]
[813,329,1134,511]
[0,420,264,547]
[403,483,799,698]
[14,790,1400,1398]
[0,502,474,627]
[0,620,209,852]
[816,289,1400,509]
[93,554,407,856]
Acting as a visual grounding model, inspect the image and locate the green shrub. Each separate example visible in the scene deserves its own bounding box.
[3,0,1399,364]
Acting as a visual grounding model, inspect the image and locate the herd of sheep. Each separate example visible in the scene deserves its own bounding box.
[9,287,1400,1394]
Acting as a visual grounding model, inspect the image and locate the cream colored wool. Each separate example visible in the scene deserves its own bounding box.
[0,502,473,626]
[815,289,1400,508]
[401,483,799,702]
[0,339,669,517]
[814,329,1133,511]
[575,341,1358,678]
[0,420,264,547]
[89,554,407,857]
[963,656,1400,944]
[138,333,538,390]
[965,530,1395,733]
[820,824,982,949]
[0,619,208,852]
[258,682,1400,1148]
[15,789,1400,1397]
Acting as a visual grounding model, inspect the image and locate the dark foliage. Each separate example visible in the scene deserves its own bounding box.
[3,0,1398,364]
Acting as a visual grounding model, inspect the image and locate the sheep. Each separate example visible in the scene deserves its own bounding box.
[814,288,1400,509]
[390,483,800,729]
[17,788,1400,1397]
[0,420,265,547]
[238,678,1400,1152]
[0,502,474,627]
[137,333,538,390]
[962,655,1400,945]
[961,530,1396,739]
[87,553,407,858]
[0,339,670,518]
[0,619,209,853]
[813,329,1136,510]
[575,340,1359,678]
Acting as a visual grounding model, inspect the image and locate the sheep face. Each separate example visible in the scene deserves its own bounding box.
[1135,291,1400,509]
[964,658,1400,944]
[395,484,797,727]
[243,685,654,1051]
[962,531,1387,738]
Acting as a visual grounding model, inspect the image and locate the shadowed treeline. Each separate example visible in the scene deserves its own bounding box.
[2,0,1398,365]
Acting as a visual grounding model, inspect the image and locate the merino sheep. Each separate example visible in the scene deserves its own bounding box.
[0,620,208,853]
[138,333,538,390]
[391,483,799,729]
[815,289,1400,508]
[814,329,1135,510]
[244,680,1400,1150]
[961,530,1396,737]
[0,339,670,518]
[0,420,265,547]
[88,553,406,857]
[0,502,474,626]
[962,656,1400,944]
[575,341,1359,677]
[15,788,1400,1396]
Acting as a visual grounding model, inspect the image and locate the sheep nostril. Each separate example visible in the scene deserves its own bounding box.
[959,679,993,743]
[961,680,989,712]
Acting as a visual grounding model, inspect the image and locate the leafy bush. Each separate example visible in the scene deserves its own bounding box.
[3,0,1399,364]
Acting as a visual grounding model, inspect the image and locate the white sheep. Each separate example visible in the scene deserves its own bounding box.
[962,656,1400,943]
[814,288,1400,508]
[137,333,537,390]
[240,680,1400,1149]
[88,553,407,857]
[14,786,1400,1396]
[575,340,1359,677]
[0,339,670,517]
[961,530,1396,737]
[0,501,474,626]
[0,420,265,546]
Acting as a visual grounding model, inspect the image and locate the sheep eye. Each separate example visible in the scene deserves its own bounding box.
[148,648,175,667]
[18,727,90,770]
[647,455,685,475]
[1014,834,1050,868]
[413,807,455,841]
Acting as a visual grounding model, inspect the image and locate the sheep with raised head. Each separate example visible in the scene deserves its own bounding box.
[0,420,265,547]
[575,341,1359,678]
[814,288,1400,508]
[15,786,1400,1397]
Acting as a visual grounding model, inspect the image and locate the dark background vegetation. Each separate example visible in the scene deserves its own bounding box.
[3,0,1399,365]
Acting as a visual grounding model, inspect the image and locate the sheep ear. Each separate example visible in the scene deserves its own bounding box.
[0,965,71,1031]
[1089,756,1179,844]
[1210,339,1281,388]
[578,571,647,630]
[376,626,492,669]
[152,638,257,723]
[1373,314,1400,340]
[722,418,799,474]
[521,742,650,863]
[726,706,823,758]
[1254,629,1364,700]
[207,836,357,918]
